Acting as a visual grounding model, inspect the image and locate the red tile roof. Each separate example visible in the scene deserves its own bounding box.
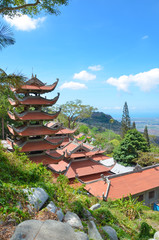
[80,172,112,183]
[8,110,60,121]
[91,154,111,161]
[15,139,62,152]
[9,94,59,106]
[7,125,60,136]
[85,180,107,199]
[46,150,64,160]
[29,154,60,165]
[69,150,103,159]
[65,160,112,179]
[10,79,58,93]
[48,160,69,172]
[56,128,76,135]
[85,165,159,200]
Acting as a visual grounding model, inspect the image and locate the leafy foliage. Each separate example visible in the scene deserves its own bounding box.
[121,102,131,137]
[113,129,149,164]
[0,0,69,17]
[133,152,159,167]
[52,99,97,129]
[144,125,150,148]
[111,195,143,220]
[139,222,155,239]
[92,207,118,225]
[0,22,15,50]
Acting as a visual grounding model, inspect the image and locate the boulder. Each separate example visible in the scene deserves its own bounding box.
[83,208,92,218]
[102,226,118,240]
[154,231,159,240]
[47,201,64,221]
[47,201,57,213]
[64,211,83,230]
[75,231,89,240]
[88,220,103,240]
[23,188,49,211]
[90,203,101,211]
[56,208,64,221]
[11,219,79,240]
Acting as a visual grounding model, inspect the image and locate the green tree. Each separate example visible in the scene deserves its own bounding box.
[58,99,97,129]
[121,102,131,138]
[78,124,89,135]
[132,121,136,129]
[143,126,150,148]
[113,129,149,164]
[0,0,68,17]
[0,22,15,49]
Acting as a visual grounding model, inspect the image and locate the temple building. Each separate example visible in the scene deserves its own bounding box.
[47,139,114,182]
[46,121,77,147]
[7,75,64,165]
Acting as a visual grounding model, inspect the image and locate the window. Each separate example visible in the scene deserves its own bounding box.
[149,191,155,199]
[138,194,144,202]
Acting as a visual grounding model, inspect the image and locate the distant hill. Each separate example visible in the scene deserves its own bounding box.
[80,111,121,132]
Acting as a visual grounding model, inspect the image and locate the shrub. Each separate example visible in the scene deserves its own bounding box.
[139,222,155,239]
[92,207,117,225]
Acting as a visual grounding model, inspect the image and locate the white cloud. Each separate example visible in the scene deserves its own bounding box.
[106,68,159,92]
[59,81,87,90]
[73,70,96,81]
[142,35,149,40]
[88,65,103,71]
[4,14,46,31]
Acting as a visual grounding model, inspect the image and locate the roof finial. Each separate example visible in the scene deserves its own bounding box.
[32,67,34,78]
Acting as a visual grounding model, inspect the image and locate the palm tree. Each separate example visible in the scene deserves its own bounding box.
[0,21,15,49]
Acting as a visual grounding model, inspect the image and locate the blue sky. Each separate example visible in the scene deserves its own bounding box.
[1,0,159,119]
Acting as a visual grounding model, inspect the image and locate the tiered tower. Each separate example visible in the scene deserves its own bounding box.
[7,75,64,165]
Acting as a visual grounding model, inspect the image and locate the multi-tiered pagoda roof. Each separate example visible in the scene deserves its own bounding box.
[7,75,64,165]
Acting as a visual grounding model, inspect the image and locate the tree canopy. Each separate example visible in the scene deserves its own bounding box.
[52,99,97,129]
[113,129,149,164]
[0,22,15,49]
[60,99,97,129]
[121,102,131,137]
[0,0,68,17]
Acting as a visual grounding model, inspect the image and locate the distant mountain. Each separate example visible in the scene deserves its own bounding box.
[80,111,121,132]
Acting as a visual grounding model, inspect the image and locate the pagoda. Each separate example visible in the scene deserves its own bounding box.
[7,74,64,165]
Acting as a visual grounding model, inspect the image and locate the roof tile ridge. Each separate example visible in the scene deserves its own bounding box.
[63,160,73,176]
[46,151,65,160]
[45,136,64,146]
[108,163,159,180]
[89,158,113,170]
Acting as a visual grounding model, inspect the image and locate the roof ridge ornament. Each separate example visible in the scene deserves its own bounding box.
[133,164,142,172]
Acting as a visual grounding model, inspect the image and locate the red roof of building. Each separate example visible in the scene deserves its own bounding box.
[8,93,59,106]
[46,150,65,160]
[56,128,76,135]
[10,79,58,94]
[65,160,112,179]
[48,160,69,172]
[7,125,61,137]
[91,154,111,162]
[80,172,112,183]
[69,150,105,159]
[85,165,159,200]
[29,153,60,165]
[14,139,62,152]
[8,110,60,121]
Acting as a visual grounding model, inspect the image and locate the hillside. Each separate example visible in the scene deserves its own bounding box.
[81,111,121,132]
[1,143,159,240]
